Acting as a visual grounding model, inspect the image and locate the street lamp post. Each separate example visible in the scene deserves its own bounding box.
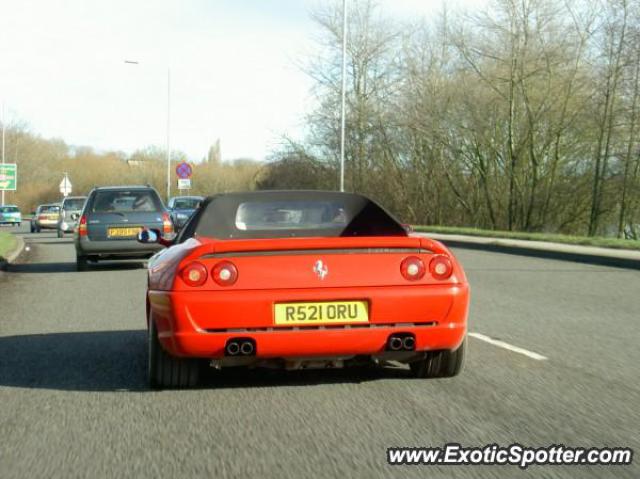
[125,61,172,203]
[1,102,5,206]
[339,0,348,193]
[166,68,171,203]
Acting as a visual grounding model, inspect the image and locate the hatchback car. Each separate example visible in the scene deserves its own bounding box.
[168,195,203,230]
[0,205,21,226]
[57,196,87,238]
[31,204,60,232]
[74,186,173,270]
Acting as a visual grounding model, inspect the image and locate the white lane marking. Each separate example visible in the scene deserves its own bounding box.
[469,332,548,361]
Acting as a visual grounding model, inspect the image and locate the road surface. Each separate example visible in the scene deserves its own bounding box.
[0,223,638,478]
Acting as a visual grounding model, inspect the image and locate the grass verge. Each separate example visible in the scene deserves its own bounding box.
[412,225,640,251]
[0,231,19,261]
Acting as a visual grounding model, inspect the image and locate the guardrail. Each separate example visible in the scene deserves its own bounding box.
[417,232,640,270]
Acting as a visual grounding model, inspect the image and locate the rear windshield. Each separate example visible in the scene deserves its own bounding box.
[173,198,201,209]
[186,192,406,240]
[40,205,60,213]
[236,201,347,231]
[0,206,19,213]
[63,198,86,210]
[91,190,163,213]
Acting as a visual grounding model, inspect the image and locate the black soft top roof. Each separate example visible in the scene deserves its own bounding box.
[180,190,407,240]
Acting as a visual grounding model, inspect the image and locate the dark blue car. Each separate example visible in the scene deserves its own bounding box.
[167,195,203,230]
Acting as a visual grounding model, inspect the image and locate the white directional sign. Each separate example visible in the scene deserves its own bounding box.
[177,178,191,190]
[59,175,72,197]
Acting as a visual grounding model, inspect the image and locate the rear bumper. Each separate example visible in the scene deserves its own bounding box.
[59,221,78,232]
[149,284,469,358]
[76,237,163,257]
[35,220,57,228]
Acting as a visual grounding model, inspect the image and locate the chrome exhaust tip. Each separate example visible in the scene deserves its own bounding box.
[240,341,255,356]
[226,341,240,356]
[402,336,415,351]
[388,336,403,351]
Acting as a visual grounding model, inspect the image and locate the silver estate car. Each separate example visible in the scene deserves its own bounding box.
[57,196,87,238]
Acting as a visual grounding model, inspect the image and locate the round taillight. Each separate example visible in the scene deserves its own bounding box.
[400,256,425,281]
[429,255,453,280]
[212,261,238,286]
[181,262,208,287]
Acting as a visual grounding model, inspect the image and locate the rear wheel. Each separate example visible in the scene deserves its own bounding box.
[76,254,88,271]
[410,339,466,379]
[148,318,200,389]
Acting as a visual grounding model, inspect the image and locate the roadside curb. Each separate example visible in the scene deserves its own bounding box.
[0,234,25,271]
[417,232,640,270]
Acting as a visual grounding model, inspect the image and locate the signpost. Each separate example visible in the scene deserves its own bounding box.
[59,174,72,197]
[176,162,192,193]
[0,163,17,195]
[176,162,192,180]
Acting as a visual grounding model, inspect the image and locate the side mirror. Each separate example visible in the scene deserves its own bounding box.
[70,212,80,221]
[137,228,160,244]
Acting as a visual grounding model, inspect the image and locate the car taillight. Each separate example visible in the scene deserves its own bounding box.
[400,256,425,281]
[162,212,173,234]
[212,261,238,286]
[429,255,453,280]
[78,215,87,237]
[181,262,208,287]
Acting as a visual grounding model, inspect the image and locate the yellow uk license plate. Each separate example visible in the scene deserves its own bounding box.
[107,226,142,238]
[274,301,369,326]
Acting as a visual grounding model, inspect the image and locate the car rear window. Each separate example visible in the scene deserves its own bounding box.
[235,201,347,231]
[186,192,406,240]
[91,190,163,213]
[0,206,19,213]
[173,198,201,209]
[63,198,86,210]
[40,205,60,213]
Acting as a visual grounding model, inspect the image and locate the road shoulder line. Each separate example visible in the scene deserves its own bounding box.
[469,332,548,361]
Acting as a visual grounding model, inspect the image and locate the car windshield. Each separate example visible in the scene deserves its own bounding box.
[63,198,86,210]
[0,206,19,213]
[173,198,200,210]
[40,205,59,213]
[92,190,162,213]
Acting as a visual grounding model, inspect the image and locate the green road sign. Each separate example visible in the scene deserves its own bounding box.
[0,164,17,191]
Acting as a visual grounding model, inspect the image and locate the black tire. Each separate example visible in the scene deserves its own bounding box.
[57,229,64,238]
[76,254,89,271]
[148,318,200,389]
[410,339,466,379]
[30,224,35,233]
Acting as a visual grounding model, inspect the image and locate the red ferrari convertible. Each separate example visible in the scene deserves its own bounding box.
[139,191,469,388]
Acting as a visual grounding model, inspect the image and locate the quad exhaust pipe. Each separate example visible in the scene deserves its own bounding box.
[387,334,415,351]
[388,336,403,351]
[225,338,256,356]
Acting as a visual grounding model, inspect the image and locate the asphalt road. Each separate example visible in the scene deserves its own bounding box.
[0,223,638,478]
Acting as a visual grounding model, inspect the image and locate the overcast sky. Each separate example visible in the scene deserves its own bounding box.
[0,0,484,162]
